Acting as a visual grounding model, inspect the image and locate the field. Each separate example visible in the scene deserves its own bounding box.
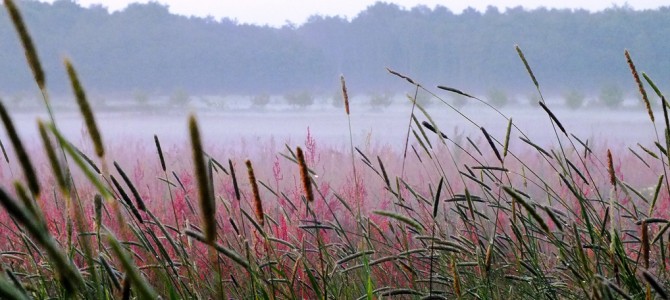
[2,1,670,299]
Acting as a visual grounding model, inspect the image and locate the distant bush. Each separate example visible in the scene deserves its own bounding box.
[563,90,585,110]
[526,92,541,107]
[452,95,467,109]
[599,84,624,108]
[487,88,509,108]
[369,92,393,109]
[284,90,314,108]
[251,93,271,109]
[414,91,432,107]
[133,89,149,106]
[169,88,190,106]
[331,89,345,109]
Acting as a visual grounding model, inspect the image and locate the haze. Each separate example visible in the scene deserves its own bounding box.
[42,0,667,27]
[3,0,669,148]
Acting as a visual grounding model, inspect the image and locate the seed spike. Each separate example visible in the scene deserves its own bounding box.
[296,147,314,203]
[190,114,216,243]
[4,0,45,90]
[247,160,264,227]
[340,75,350,115]
[625,50,654,123]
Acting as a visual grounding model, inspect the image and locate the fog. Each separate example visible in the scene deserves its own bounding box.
[6,96,657,157]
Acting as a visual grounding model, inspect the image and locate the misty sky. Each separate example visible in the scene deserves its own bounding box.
[39,0,667,27]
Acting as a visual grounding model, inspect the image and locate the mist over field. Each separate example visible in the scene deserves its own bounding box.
[1,1,668,148]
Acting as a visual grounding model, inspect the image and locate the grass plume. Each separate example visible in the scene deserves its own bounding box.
[0,102,39,196]
[296,147,314,202]
[246,160,264,227]
[625,49,654,123]
[4,0,45,90]
[190,114,216,243]
[65,58,104,158]
[341,75,350,115]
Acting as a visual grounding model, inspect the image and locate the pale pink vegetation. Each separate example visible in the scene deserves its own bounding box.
[0,125,668,296]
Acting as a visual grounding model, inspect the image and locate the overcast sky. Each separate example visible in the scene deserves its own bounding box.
[41,0,667,27]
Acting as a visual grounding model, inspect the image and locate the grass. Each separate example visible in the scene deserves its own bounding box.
[1,0,670,299]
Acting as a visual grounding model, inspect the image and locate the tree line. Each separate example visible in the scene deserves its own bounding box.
[0,0,668,99]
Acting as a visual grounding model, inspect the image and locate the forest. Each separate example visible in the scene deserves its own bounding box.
[0,0,668,98]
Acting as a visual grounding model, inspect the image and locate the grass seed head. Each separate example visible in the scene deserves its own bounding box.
[246,160,264,227]
[190,114,216,243]
[515,44,539,89]
[0,101,39,197]
[38,119,66,192]
[641,221,649,269]
[229,159,240,201]
[154,134,166,172]
[340,75,350,115]
[607,149,616,187]
[625,49,654,123]
[5,0,45,90]
[65,59,104,158]
[296,147,314,202]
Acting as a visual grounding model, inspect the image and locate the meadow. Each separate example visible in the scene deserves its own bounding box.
[2,0,670,299]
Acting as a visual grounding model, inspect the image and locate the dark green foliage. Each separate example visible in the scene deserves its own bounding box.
[0,2,669,95]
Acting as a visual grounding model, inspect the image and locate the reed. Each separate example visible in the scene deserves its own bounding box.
[4,0,45,91]
[0,102,39,197]
[515,45,539,91]
[246,160,264,227]
[65,59,104,158]
[480,127,502,164]
[641,220,649,269]
[0,187,83,293]
[296,147,314,202]
[38,120,66,192]
[643,270,668,300]
[503,118,512,158]
[625,50,654,123]
[108,235,159,299]
[154,134,166,172]
[190,114,216,244]
[114,161,146,211]
[340,75,350,115]
[110,174,143,224]
[229,159,240,201]
[607,149,616,187]
[538,101,566,135]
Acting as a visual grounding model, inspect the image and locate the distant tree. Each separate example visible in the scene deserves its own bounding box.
[251,93,271,109]
[599,84,624,109]
[133,89,149,106]
[2,1,670,97]
[564,90,585,110]
[369,92,393,109]
[487,89,509,108]
[453,95,467,109]
[331,89,345,109]
[170,89,190,106]
[414,91,432,107]
[527,93,542,107]
[284,90,314,108]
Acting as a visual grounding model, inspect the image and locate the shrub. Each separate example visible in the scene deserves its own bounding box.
[563,89,585,110]
[369,91,393,109]
[284,90,314,108]
[599,83,624,108]
[251,93,271,109]
[133,89,149,106]
[169,88,190,106]
[487,88,509,108]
